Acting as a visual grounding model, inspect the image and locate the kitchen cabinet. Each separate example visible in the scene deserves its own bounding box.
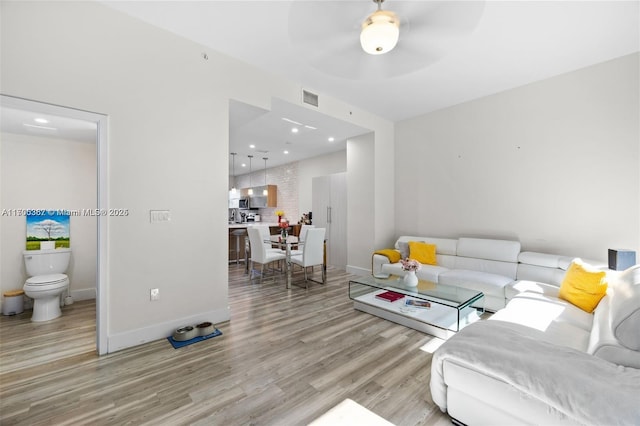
[312,172,346,269]
[247,185,277,208]
[228,190,240,208]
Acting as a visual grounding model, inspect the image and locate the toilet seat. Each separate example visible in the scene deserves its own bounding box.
[25,274,68,286]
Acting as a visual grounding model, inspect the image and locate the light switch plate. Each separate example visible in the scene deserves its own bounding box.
[150,210,171,223]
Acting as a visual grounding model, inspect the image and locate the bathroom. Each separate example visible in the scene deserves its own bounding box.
[0,104,98,322]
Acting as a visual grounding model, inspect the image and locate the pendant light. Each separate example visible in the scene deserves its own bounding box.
[262,157,269,196]
[247,155,253,195]
[360,0,400,55]
[230,152,237,194]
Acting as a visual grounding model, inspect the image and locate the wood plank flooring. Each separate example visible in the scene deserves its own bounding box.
[0,265,452,425]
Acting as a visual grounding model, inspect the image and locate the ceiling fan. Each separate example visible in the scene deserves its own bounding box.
[288,0,486,80]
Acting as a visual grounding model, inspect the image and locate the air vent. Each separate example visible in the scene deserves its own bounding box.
[302,90,319,107]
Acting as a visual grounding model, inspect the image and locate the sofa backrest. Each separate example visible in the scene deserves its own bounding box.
[517,252,608,287]
[454,237,521,279]
[395,236,458,268]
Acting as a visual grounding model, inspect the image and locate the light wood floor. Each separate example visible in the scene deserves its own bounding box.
[0,265,452,425]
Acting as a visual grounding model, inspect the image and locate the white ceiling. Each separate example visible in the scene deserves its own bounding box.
[0,106,97,144]
[4,2,638,173]
[103,0,639,122]
[101,0,639,172]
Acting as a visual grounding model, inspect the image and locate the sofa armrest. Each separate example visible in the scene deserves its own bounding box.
[372,253,394,278]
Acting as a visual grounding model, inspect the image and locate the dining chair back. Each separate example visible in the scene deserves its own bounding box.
[291,227,326,287]
[251,225,281,254]
[299,224,315,243]
[247,227,286,283]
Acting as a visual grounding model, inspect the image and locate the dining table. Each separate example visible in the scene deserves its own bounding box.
[265,235,301,289]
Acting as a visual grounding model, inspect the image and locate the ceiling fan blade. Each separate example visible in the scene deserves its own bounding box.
[288,0,486,80]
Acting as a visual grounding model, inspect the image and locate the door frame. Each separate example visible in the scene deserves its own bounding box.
[1,95,108,355]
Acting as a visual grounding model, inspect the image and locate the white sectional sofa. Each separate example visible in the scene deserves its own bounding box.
[430,264,640,425]
[372,236,605,312]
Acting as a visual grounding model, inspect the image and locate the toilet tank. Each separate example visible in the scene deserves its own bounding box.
[23,248,71,276]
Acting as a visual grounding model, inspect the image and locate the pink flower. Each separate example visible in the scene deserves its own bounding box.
[400,258,421,272]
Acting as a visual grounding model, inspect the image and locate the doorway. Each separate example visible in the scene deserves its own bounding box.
[0,95,108,355]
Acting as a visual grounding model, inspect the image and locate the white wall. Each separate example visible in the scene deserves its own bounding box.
[395,53,640,261]
[0,1,394,352]
[1,133,97,303]
[347,133,376,274]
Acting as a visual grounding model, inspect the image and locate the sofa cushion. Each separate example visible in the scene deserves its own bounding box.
[381,262,448,283]
[408,241,437,265]
[438,269,513,297]
[608,265,640,351]
[506,280,561,300]
[491,292,593,351]
[516,263,567,287]
[558,260,608,313]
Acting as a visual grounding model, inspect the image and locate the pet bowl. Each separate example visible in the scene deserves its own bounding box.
[196,321,215,336]
[173,325,196,341]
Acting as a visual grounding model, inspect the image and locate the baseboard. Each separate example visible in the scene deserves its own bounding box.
[71,288,96,301]
[107,307,230,353]
[346,265,370,276]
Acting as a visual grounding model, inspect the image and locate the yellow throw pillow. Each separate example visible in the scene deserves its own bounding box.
[558,260,608,313]
[408,241,437,265]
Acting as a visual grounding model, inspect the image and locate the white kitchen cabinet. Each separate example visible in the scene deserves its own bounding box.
[312,172,347,269]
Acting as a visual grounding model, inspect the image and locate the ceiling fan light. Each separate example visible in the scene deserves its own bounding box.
[360,10,400,55]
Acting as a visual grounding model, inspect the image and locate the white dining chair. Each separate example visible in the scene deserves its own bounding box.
[251,225,282,254]
[289,224,315,256]
[290,227,326,288]
[247,227,286,283]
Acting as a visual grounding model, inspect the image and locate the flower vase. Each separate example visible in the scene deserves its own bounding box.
[281,228,288,240]
[278,215,282,224]
[403,270,419,287]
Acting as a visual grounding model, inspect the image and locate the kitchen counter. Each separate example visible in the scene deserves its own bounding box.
[228,222,281,228]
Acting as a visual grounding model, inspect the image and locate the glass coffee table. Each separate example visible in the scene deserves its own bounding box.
[349,275,484,339]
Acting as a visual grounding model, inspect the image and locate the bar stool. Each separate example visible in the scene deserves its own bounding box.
[231,229,247,265]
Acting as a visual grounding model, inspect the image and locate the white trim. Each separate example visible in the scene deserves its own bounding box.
[346,264,370,276]
[107,307,230,353]
[0,94,109,355]
[70,288,96,301]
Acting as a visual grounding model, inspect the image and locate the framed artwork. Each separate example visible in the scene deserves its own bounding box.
[26,211,70,250]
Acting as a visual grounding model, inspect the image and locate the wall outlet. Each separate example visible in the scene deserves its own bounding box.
[150,288,160,301]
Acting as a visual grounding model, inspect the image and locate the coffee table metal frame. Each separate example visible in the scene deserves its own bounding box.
[349,275,484,339]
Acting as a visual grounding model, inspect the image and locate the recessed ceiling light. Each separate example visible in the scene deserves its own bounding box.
[34,118,49,124]
[328,137,335,142]
[283,150,289,154]
[249,144,255,149]
[291,128,298,133]
[282,117,302,126]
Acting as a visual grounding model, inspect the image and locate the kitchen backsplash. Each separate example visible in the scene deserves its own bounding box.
[233,161,299,223]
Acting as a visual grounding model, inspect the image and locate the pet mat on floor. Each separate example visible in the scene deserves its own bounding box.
[167,328,223,349]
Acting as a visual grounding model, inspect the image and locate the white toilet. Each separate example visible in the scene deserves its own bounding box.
[23,248,71,322]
